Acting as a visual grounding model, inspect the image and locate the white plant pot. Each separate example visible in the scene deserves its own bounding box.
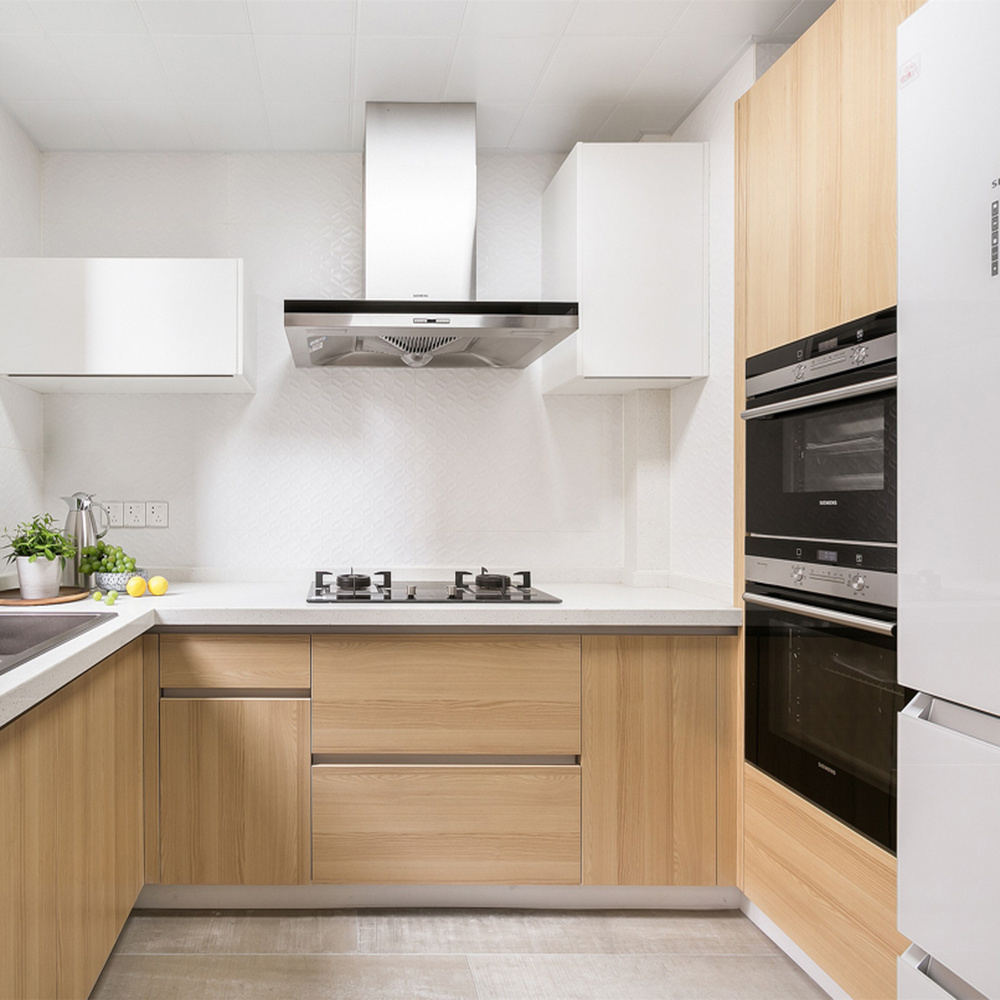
[16,555,63,600]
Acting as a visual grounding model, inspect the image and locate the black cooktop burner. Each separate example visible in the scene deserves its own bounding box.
[307,568,560,604]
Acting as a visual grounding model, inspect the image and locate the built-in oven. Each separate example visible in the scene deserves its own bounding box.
[743,307,896,546]
[744,534,909,853]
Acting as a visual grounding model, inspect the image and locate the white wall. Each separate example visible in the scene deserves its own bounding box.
[0,104,42,563]
[39,152,623,580]
[666,49,757,600]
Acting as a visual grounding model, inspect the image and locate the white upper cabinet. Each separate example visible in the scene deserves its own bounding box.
[541,143,707,395]
[0,258,254,393]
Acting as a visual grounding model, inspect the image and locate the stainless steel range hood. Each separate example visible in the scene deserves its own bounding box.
[284,103,578,369]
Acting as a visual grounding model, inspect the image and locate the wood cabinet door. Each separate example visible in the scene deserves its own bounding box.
[159,698,311,885]
[312,764,581,885]
[312,634,581,755]
[738,0,924,358]
[582,636,717,886]
[0,640,143,1000]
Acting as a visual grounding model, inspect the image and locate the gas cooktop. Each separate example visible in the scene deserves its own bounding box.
[307,568,560,604]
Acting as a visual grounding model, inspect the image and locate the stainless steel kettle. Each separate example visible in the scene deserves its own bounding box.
[62,492,110,588]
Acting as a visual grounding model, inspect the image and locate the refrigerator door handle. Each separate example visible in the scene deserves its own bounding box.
[899,944,990,1000]
[903,692,1000,750]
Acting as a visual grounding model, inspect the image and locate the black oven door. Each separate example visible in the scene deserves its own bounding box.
[744,377,896,544]
[744,584,907,851]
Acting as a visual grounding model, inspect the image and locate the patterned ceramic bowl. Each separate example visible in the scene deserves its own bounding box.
[94,568,148,593]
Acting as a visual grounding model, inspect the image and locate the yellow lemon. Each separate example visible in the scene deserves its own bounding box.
[148,575,169,596]
[126,575,147,598]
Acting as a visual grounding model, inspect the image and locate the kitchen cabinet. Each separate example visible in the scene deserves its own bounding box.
[743,764,907,1000]
[312,764,581,884]
[541,142,707,394]
[0,258,254,393]
[736,0,923,358]
[157,635,311,885]
[582,635,717,886]
[0,639,143,1000]
[312,634,581,755]
[311,633,582,884]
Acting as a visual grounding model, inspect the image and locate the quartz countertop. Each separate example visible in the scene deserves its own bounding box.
[0,580,740,728]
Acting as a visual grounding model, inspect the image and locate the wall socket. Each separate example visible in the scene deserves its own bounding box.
[146,501,168,527]
[124,501,145,527]
[103,500,169,528]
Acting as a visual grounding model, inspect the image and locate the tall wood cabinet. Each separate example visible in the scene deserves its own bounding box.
[734,3,925,997]
[0,640,144,1000]
[737,0,923,359]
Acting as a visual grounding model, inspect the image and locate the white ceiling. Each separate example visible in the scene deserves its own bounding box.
[0,0,832,153]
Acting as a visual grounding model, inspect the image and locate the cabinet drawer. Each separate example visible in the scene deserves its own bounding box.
[312,764,581,884]
[312,635,581,754]
[159,634,310,689]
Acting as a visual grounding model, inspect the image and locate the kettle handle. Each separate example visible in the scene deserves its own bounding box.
[93,501,110,540]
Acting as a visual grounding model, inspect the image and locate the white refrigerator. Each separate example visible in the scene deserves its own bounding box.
[897,2,1000,998]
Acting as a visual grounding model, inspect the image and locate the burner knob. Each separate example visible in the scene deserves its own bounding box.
[447,584,458,598]
[850,573,866,592]
[406,584,417,599]
[791,564,805,583]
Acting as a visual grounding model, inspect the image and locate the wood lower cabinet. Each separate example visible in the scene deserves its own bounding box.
[312,634,581,754]
[312,764,581,884]
[743,764,907,1000]
[0,640,143,1000]
[159,697,311,884]
[582,636,718,886]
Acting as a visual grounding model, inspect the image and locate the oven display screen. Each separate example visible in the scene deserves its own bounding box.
[818,336,839,352]
[817,549,838,563]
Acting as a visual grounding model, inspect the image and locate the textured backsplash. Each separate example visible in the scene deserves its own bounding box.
[39,151,626,579]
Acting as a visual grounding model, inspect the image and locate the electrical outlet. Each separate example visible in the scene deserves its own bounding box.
[106,501,124,528]
[146,501,168,527]
[124,501,145,528]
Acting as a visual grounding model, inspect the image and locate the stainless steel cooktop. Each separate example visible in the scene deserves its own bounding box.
[307,569,560,604]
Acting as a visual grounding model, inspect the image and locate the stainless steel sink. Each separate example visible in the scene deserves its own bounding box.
[0,612,116,678]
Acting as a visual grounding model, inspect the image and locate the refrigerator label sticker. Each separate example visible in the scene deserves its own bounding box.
[899,56,920,88]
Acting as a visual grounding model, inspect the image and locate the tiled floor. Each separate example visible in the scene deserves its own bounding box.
[90,909,830,1000]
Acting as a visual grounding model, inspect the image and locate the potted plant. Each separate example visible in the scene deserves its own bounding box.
[3,514,77,600]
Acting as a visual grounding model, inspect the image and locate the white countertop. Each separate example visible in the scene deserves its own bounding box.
[0,581,741,728]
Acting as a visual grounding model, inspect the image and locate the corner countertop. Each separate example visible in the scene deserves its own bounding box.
[0,580,741,729]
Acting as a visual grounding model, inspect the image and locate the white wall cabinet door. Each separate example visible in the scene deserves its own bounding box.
[541,142,707,395]
[0,258,254,392]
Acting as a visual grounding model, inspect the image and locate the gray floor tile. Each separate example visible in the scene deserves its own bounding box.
[357,908,782,957]
[467,953,831,1000]
[90,954,478,1000]
[116,910,359,955]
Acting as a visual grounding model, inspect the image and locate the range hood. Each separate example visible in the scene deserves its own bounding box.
[284,103,578,369]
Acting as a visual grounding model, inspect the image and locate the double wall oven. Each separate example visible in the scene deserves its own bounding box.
[742,307,908,852]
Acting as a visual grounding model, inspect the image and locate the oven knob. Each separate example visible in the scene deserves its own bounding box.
[850,573,866,592]
[794,364,806,380]
[791,564,805,583]
[853,345,868,364]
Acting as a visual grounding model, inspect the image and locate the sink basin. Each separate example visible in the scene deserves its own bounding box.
[0,612,116,678]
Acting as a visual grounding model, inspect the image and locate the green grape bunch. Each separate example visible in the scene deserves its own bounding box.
[78,540,137,577]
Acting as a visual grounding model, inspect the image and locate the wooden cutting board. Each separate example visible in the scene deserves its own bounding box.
[0,587,92,606]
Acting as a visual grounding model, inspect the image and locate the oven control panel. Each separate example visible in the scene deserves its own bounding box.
[745,537,896,607]
[745,556,896,607]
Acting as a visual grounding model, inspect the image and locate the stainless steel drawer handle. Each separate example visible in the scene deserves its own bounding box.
[741,374,897,420]
[742,592,896,636]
